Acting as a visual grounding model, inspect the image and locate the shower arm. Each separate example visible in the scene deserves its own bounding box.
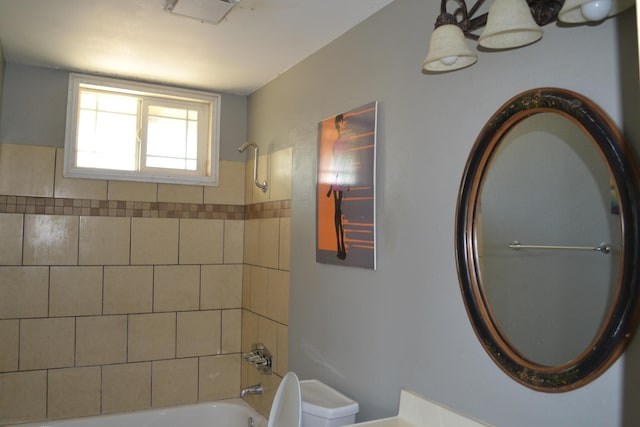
[238,142,268,192]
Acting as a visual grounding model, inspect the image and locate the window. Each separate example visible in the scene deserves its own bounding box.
[64,73,220,186]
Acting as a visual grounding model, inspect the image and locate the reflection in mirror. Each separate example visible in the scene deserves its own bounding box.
[479,113,620,367]
[456,88,640,392]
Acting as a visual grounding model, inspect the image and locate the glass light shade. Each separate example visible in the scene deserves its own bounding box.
[478,0,543,49]
[558,0,634,23]
[423,24,478,72]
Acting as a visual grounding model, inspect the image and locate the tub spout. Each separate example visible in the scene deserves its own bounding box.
[241,383,263,397]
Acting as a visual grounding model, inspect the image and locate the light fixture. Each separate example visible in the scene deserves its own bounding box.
[423,0,635,73]
[558,0,635,23]
[164,0,240,25]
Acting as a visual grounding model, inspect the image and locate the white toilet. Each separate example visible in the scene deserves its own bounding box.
[269,372,302,427]
[269,373,359,427]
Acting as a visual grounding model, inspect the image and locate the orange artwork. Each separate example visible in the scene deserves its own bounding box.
[316,102,377,269]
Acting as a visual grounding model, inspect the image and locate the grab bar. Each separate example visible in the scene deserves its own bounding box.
[508,241,611,254]
[238,142,268,193]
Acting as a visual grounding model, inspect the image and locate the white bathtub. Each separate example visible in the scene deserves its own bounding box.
[14,399,267,427]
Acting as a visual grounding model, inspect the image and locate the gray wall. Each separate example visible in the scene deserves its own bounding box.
[0,40,4,126]
[0,63,248,161]
[247,1,640,426]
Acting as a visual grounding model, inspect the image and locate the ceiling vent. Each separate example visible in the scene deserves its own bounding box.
[164,0,241,24]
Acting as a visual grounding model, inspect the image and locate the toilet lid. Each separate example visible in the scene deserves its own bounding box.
[268,372,301,427]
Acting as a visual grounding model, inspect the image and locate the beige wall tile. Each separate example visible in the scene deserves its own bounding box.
[242,265,251,310]
[241,310,259,353]
[23,215,79,265]
[50,266,103,317]
[131,218,179,265]
[276,324,288,375]
[0,143,55,197]
[102,362,151,414]
[259,218,279,269]
[249,266,268,317]
[152,358,198,407]
[79,216,131,265]
[154,265,200,312]
[103,266,153,314]
[199,354,240,401]
[279,217,291,271]
[48,367,101,420]
[108,181,157,202]
[221,309,241,353]
[204,160,245,205]
[0,267,48,319]
[76,316,127,366]
[176,310,221,357]
[0,370,47,424]
[201,264,242,310]
[0,320,19,372]
[267,269,289,325]
[0,213,23,265]
[54,148,108,199]
[248,154,270,204]
[179,219,223,264]
[224,220,244,264]
[20,317,75,370]
[270,147,292,201]
[243,219,260,265]
[157,184,203,204]
[128,313,176,362]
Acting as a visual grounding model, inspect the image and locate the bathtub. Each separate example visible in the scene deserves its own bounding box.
[14,399,267,427]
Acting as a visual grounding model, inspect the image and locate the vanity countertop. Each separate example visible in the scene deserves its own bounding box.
[345,389,493,427]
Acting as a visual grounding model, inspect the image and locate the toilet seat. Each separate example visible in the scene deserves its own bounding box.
[268,372,301,427]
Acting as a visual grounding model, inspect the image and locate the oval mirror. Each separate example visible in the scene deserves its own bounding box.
[456,88,640,392]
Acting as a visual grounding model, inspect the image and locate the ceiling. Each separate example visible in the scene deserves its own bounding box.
[0,0,395,95]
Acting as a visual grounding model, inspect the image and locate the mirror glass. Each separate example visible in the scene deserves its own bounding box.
[479,113,620,367]
[456,88,640,392]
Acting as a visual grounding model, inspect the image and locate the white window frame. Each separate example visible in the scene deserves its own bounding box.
[64,73,220,186]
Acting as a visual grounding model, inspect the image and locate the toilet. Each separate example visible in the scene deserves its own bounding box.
[269,373,359,427]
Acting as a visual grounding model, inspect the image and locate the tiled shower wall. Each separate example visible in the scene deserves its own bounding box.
[0,142,255,425]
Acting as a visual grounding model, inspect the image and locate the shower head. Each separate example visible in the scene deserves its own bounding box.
[238,142,255,152]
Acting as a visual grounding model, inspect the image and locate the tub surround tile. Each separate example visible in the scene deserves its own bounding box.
[54,148,108,200]
[103,266,153,314]
[270,148,292,202]
[201,264,243,309]
[179,219,223,264]
[79,216,131,265]
[151,358,198,407]
[49,266,103,317]
[108,181,157,203]
[102,362,152,414]
[131,218,179,265]
[224,219,244,264]
[0,370,47,424]
[0,213,24,265]
[158,184,203,204]
[204,160,245,206]
[153,265,200,312]
[176,310,221,357]
[259,218,279,269]
[0,320,19,372]
[198,354,241,401]
[76,316,127,366]
[267,269,289,324]
[23,214,79,265]
[0,144,55,197]
[243,219,259,265]
[47,366,101,420]
[128,313,176,362]
[241,311,259,354]
[279,217,291,271]
[248,266,268,317]
[221,309,242,354]
[20,317,75,370]
[0,267,49,319]
[276,324,288,375]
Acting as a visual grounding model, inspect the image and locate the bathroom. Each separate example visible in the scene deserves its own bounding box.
[1,1,640,426]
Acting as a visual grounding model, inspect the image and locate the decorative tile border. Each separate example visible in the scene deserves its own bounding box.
[0,195,291,220]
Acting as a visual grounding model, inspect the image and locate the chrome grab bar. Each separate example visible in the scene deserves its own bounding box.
[508,241,611,254]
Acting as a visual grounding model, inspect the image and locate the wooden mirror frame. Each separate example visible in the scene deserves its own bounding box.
[455,87,640,392]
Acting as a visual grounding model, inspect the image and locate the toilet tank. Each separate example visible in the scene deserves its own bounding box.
[300,380,359,427]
